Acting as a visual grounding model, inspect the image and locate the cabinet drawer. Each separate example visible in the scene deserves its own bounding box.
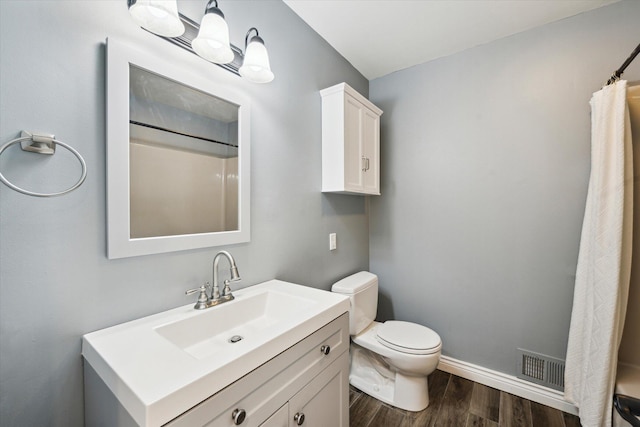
[166,313,349,427]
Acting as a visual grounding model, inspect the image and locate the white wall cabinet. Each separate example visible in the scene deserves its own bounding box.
[321,83,383,195]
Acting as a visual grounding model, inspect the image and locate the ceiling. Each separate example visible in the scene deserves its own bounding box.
[283,0,621,80]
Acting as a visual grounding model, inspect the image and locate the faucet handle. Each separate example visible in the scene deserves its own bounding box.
[222,279,235,297]
[186,282,211,310]
[185,282,210,296]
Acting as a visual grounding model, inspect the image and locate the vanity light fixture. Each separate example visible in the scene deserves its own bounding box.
[127,0,184,38]
[239,28,274,84]
[191,0,234,64]
[127,0,275,83]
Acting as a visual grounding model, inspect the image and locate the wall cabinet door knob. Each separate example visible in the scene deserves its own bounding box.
[232,408,246,425]
[294,412,305,425]
[320,345,331,355]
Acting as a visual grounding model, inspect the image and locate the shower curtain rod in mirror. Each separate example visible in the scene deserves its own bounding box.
[606,42,640,86]
[130,120,238,148]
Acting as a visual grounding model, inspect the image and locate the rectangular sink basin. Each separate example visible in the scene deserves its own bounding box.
[82,280,349,427]
[155,289,315,360]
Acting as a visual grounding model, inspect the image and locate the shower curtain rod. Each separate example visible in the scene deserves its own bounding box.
[606,42,640,86]
[129,120,238,148]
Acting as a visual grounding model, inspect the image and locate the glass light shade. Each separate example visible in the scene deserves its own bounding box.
[191,13,234,64]
[128,0,184,37]
[239,39,274,83]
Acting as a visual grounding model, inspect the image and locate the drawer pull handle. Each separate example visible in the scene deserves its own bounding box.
[232,408,246,425]
[320,345,331,355]
[294,412,305,425]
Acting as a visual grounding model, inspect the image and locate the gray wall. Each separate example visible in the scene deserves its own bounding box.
[369,0,640,376]
[0,1,368,425]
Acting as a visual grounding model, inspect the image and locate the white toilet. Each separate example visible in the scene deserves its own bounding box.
[332,271,442,412]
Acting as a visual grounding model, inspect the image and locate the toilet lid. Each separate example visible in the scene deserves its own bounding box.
[376,321,441,355]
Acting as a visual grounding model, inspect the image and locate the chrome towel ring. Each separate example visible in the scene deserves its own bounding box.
[0,131,87,197]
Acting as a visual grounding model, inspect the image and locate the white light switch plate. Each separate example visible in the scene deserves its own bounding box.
[329,233,337,251]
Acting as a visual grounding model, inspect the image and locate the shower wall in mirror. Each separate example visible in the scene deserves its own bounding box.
[129,66,239,238]
[106,38,250,259]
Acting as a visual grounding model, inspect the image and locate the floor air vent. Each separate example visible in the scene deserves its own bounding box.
[516,349,565,391]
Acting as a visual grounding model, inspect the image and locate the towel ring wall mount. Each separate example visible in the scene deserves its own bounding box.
[0,131,87,197]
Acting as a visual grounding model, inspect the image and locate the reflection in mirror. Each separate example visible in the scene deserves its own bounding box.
[106,38,250,259]
[129,66,239,238]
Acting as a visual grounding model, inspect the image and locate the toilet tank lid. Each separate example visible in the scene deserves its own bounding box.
[331,271,377,294]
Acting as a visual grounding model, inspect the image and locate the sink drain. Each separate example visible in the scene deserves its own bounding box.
[228,335,243,343]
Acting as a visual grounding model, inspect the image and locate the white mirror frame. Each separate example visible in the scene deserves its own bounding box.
[106,38,250,259]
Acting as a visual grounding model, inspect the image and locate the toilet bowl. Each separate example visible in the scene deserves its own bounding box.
[331,271,442,412]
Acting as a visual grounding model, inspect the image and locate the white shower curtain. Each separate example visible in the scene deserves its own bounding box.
[565,80,634,427]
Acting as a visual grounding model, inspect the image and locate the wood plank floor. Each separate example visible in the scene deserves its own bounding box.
[349,370,582,427]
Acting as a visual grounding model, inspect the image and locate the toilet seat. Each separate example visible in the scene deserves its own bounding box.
[376,321,442,355]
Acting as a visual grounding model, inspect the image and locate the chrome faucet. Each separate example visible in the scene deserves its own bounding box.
[185,251,242,310]
[210,250,241,306]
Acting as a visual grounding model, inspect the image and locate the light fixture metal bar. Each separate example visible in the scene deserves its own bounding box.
[153,13,244,76]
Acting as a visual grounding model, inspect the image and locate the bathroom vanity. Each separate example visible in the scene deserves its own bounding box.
[82,281,350,426]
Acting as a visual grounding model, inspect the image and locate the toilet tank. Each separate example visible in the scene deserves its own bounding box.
[331,271,378,335]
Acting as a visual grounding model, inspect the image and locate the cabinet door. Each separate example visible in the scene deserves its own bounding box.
[288,353,349,427]
[259,404,288,427]
[344,95,364,192]
[361,107,380,195]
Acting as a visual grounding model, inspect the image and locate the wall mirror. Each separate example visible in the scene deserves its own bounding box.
[106,38,250,259]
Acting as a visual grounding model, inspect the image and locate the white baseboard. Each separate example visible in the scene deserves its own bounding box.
[437,355,579,415]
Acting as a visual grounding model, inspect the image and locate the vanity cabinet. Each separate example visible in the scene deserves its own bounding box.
[256,356,346,427]
[321,82,383,195]
[286,356,347,426]
[83,280,350,427]
[258,404,288,426]
[165,313,349,427]
[85,313,349,427]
